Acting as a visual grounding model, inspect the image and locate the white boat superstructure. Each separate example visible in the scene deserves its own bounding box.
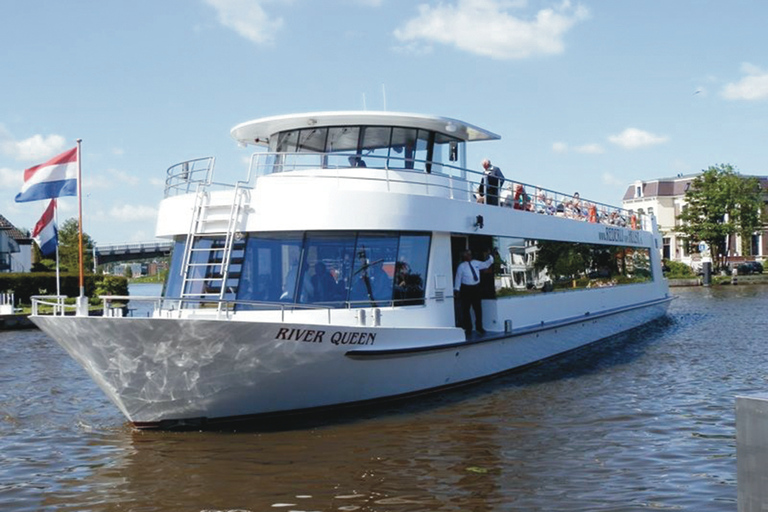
[32,111,672,428]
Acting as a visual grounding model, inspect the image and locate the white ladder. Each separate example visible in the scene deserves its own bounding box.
[179,184,247,311]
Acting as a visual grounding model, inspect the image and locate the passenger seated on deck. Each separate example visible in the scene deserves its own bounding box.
[512,184,529,211]
[545,197,557,215]
[348,156,367,168]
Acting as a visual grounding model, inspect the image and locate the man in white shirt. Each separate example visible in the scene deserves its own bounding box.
[454,249,495,336]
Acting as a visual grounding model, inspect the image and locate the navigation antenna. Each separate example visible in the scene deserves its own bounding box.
[382,84,387,111]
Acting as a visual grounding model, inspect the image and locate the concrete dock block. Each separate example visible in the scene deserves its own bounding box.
[737,394,768,511]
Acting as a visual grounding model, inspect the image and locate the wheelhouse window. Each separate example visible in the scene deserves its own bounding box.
[265,125,463,175]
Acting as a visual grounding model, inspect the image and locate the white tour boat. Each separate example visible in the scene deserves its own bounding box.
[31,111,672,429]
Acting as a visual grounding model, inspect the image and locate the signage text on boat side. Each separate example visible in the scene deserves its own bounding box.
[275,327,376,346]
[598,227,642,245]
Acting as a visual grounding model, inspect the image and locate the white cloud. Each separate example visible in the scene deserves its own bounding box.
[0,131,67,162]
[722,63,768,101]
[608,128,668,150]
[204,0,284,45]
[109,204,158,221]
[552,141,603,154]
[393,0,589,60]
[602,171,625,187]
[349,0,382,5]
[574,143,604,154]
[85,169,141,190]
[0,168,22,189]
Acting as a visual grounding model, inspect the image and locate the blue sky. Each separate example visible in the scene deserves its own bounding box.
[2,0,767,244]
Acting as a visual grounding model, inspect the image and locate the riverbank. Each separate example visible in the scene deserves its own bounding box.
[668,273,768,287]
[0,313,34,330]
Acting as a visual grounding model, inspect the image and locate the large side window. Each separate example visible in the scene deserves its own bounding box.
[394,234,431,305]
[297,234,357,305]
[236,234,303,306]
[494,236,653,296]
[223,231,432,309]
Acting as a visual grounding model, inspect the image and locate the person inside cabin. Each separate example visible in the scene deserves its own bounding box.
[481,159,504,206]
[280,258,300,301]
[454,249,496,336]
[348,155,367,168]
[311,261,338,302]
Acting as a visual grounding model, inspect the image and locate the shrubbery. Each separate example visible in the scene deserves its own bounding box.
[664,260,695,278]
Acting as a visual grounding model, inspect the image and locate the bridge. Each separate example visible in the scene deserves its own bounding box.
[94,240,174,265]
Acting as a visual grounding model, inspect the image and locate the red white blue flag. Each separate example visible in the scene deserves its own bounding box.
[32,199,58,257]
[15,147,78,203]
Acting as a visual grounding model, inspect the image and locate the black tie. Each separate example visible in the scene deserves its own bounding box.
[469,262,478,282]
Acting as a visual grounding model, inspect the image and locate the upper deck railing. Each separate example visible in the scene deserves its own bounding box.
[165,151,651,230]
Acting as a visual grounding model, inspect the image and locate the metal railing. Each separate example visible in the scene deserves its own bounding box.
[163,151,651,230]
[30,295,78,316]
[92,294,430,324]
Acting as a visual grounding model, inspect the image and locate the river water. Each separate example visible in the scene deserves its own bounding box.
[1,283,765,511]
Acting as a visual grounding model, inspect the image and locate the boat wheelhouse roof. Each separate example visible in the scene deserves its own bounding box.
[230,111,501,147]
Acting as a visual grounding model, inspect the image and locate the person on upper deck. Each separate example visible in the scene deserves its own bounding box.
[481,159,504,206]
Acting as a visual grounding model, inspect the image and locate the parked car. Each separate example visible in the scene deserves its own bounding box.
[737,261,764,275]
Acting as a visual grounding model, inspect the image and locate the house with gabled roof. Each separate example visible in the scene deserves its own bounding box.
[0,213,32,273]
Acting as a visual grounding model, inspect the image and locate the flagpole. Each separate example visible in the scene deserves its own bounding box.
[53,200,61,298]
[76,139,84,299]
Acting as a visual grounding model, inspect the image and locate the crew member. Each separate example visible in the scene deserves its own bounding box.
[454,249,496,336]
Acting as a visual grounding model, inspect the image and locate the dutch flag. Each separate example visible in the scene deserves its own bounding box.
[32,199,58,257]
[15,147,78,203]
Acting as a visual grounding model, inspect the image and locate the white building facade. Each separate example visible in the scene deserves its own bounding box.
[622,174,768,268]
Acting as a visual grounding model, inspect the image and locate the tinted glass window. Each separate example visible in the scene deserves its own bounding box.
[349,233,399,306]
[236,234,303,306]
[297,128,328,153]
[388,128,418,169]
[326,127,360,153]
[394,234,430,305]
[163,238,186,299]
[297,234,357,305]
[494,236,653,296]
[359,126,391,168]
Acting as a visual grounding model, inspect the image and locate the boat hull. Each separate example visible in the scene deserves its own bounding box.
[32,297,671,428]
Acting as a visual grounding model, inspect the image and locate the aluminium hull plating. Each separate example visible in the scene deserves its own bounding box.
[32,297,671,427]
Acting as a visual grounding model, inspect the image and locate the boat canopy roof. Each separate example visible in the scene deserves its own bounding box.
[230,111,501,147]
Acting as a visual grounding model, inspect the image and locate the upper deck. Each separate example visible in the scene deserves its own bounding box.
[164,110,653,235]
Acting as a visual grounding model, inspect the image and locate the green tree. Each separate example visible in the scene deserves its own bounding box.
[124,264,133,279]
[58,218,95,273]
[678,164,763,269]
